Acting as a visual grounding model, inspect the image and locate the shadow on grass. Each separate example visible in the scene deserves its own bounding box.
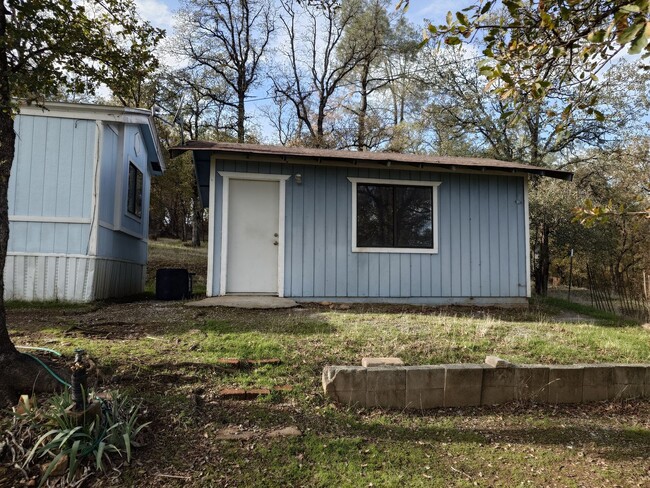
[193,400,650,462]
[541,296,640,327]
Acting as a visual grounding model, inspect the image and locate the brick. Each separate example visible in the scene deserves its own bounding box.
[485,356,514,368]
[548,366,583,404]
[514,365,549,403]
[216,358,241,367]
[219,388,247,400]
[362,357,404,367]
[443,364,485,407]
[272,385,293,392]
[245,388,271,399]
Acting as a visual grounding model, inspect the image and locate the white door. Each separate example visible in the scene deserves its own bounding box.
[226,178,280,294]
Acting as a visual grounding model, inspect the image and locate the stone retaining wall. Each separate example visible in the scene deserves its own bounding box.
[322,357,650,409]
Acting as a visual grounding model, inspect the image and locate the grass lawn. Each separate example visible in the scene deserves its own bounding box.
[2,294,649,487]
[1,241,649,486]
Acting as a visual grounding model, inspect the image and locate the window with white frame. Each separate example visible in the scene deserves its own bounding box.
[127,162,143,218]
[348,177,440,253]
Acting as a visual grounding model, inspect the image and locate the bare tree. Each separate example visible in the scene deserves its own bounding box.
[270,0,366,148]
[175,0,275,142]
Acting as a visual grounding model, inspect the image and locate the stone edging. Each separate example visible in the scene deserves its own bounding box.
[322,357,650,409]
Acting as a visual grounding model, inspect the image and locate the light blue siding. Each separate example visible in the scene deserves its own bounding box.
[95,124,151,265]
[9,115,95,254]
[211,161,528,300]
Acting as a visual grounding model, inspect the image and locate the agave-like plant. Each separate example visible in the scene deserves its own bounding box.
[20,389,150,487]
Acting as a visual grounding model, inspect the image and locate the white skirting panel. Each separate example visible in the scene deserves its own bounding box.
[4,254,145,302]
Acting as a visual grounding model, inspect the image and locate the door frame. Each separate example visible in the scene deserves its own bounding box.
[217,171,291,297]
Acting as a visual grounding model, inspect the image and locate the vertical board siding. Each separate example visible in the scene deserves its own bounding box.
[211,160,528,299]
[3,255,145,302]
[9,115,95,255]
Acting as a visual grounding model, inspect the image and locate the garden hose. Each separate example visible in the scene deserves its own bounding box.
[23,352,72,388]
[16,345,63,356]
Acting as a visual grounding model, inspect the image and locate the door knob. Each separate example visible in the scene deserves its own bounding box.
[274,233,279,237]
[273,241,279,245]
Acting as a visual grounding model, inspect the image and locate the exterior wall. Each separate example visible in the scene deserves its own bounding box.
[4,254,144,302]
[96,123,150,266]
[8,115,95,255]
[6,115,151,301]
[209,160,529,302]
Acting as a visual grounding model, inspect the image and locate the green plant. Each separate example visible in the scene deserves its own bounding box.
[21,389,150,486]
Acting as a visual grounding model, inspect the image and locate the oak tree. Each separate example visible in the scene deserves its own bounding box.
[0,0,162,405]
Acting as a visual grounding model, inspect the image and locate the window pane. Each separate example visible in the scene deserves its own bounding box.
[127,164,136,215]
[127,163,143,218]
[135,170,143,217]
[395,186,433,248]
[357,184,394,247]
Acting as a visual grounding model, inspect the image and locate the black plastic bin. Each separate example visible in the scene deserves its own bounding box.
[155,268,193,300]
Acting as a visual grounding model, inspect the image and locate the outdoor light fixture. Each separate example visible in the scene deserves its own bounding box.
[295,173,302,184]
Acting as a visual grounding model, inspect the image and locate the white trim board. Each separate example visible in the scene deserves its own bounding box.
[524,177,531,298]
[217,171,291,297]
[347,177,441,254]
[9,216,91,224]
[206,159,216,296]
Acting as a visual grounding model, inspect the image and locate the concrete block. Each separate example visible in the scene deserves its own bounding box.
[405,389,444,409]
[405,366,445,390]
[548,366,583,404]
[443,364,485,407]
[405,366,445,409]
[514,365,549,403]
[366,389,406,409]
[336,389,368,406]
[614,365,646,385]
[362,357,404,367]
[485,356,514,368]
[482,367,517,405]
[610,383,644,400]
[322,366,367,395]
[367,367,406,392]
[581,365,614,402]
[611,365,646,400]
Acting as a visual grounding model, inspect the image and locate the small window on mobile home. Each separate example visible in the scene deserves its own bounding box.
[127,162,143,218]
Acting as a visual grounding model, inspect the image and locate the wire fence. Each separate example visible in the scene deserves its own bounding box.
[586,265,650,321]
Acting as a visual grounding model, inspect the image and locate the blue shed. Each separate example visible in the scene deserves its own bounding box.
[174,142,571,306]
[6,101,164,302]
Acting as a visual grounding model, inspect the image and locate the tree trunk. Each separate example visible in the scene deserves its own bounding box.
[237,92,245,143]
[0,7,16,356]
[357,63,369,152]
[191,197,202,247]
[534,222,550,296]
[0,22,63,406]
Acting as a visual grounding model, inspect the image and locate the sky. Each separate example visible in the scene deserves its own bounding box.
[134,0,459,32]
[132,0,465,141]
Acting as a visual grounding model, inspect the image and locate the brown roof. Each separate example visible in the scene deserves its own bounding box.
[170,141,573,181]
